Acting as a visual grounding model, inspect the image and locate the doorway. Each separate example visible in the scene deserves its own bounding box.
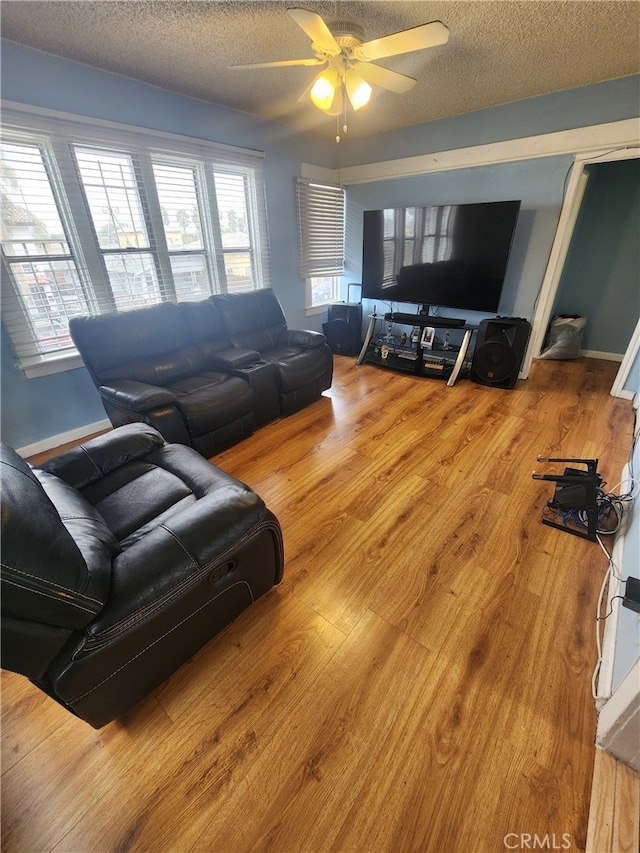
[524,152,640,397]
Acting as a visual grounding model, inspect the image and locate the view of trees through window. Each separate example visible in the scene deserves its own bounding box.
[1,131,267,362]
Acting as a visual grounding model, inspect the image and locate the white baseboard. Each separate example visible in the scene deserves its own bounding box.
[16,418,111,459]
[581,349,625,362]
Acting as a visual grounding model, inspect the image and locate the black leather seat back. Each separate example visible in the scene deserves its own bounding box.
[179,299,231,359]
[70,302,202,387]
[213,288,287,352]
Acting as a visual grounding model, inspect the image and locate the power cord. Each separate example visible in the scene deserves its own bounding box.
[582,476,639,534]
[592,555,614,701]
[541,476,639,536]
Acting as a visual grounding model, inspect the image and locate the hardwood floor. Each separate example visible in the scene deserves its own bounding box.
[586,750,640,853]
[2,355,636,853]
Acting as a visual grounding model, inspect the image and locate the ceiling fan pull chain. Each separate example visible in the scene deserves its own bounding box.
[343,84,348,137]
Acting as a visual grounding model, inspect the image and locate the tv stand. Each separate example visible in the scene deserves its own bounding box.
[356,312,478,386]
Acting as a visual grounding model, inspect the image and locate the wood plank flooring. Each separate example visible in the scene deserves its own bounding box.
[586,749,640,853]
[2,355,637,853]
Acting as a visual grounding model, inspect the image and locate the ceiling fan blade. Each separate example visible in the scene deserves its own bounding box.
[355,20,450,62]
[288,7,341,55]
[356,62,416,94]
[230,58,325,70]
[298,78,317,104]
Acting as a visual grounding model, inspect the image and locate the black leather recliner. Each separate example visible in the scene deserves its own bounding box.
[0,424,284,728]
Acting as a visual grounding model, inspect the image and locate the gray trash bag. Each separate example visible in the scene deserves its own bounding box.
[538,314,586,360]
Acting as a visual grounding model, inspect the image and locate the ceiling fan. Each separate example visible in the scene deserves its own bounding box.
[229,5,449,138]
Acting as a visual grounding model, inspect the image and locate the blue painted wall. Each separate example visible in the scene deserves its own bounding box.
[552,159,640,355]
[343,156,573,326]
[1,39,638,449]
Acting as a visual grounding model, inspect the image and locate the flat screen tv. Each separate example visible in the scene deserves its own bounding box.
[361,200,521,314]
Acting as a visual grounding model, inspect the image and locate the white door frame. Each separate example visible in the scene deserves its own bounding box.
[521,149,640,395]
[611,316,640,399]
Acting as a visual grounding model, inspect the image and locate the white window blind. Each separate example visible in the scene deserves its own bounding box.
[295,178,345,278]
[1,105,271,372]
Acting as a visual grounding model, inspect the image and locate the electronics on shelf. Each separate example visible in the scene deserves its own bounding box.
[356,312,476,386]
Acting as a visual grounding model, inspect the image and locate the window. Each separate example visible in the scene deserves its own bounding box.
[295,178,344,310]
[1,140,89,354]
[152,160,211,301]
[308,274,340,307]
[1,107,270,375]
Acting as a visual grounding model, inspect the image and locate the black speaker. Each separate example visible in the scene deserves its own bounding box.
[327,303,362,325]
[470,317,531,389]
[323,303,363,356]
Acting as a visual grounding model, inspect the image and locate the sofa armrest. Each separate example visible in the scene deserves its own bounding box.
[88,486,272,634]
[41,424,165,489]
[206,347,262,369]
[100,380,178,412]
[280,329,327,349]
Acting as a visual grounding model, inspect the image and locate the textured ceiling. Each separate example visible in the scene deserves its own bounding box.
[2,1,639,141]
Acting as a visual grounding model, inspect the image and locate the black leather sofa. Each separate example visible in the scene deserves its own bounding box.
[1,424,284,728]
[70,288,333,457]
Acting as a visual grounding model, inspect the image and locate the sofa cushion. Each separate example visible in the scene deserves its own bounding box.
[34,469,119,603]
[71,302,198,385]
[0,445,113,630]
[213,289,287,351]
[179,299,229,354]
[168,374,255,437]
[87,487,266,636]
[82,460,197,542]
[75,426,252,542]
[262,347,328,392]
[69,441,268,635]
[180,300,264,367]
[98,343,208,386]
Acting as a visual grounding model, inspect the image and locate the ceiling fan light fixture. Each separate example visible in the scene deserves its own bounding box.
[345,72,372,110]
[310,69,338,111]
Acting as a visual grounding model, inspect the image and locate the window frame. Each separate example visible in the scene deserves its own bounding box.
[305,274,341,315]
[295,177,345,312]
[1,102,270,378]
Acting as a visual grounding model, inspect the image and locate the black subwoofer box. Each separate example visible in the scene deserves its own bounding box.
[323,303,363,356]
[470,317,531,389]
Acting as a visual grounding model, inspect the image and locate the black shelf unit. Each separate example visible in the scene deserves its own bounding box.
[356,313,478,387]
